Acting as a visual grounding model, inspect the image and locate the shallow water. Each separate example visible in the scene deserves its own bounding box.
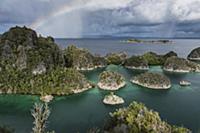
[0,39,200,133]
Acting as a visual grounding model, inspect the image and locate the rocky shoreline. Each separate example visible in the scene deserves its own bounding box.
[98,81,126,91]
[131,79,171,89]
[131,72,171,89]
[103,92,124,105]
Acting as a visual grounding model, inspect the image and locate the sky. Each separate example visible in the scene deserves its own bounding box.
[0,0,200,38]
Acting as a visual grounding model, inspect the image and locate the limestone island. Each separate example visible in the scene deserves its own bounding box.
[98,71,126,90]
[105,52,127,65]
[188,47,200,61]
[131,72,171,89]
[103,92,124,105]
[0,26,94,96]
[124,56,149,70]
[163,56,200,73]
[141,51,177,65]
[64,45,106,71]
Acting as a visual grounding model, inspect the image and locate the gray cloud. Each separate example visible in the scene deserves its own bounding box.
[0,0,200,38]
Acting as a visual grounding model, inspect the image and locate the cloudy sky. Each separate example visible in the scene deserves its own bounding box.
[0,0,200,38]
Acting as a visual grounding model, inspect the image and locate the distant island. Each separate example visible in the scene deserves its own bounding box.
[124,38,173,44]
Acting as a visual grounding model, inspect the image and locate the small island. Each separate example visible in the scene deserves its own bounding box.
[124,56,149,70]
[131,72,171,89]
[98,71,126,90]
[188,47,200,61]
[103,92,124,105]
[163,56,200,73]
[180,80,191,86]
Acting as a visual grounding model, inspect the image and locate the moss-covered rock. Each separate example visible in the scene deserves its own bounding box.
[187,47,200,61]
[0,26,64,73]
[124,56,149,70]
[131,72,171,89]
[104,101,191,133]
[163,57,200,73]
[105,52,127,65]
[98,71,126,90]
[64,45,106,70]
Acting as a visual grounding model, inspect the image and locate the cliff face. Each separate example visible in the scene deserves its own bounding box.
[0,26,63,74]
[188,47,200,61]
[164,56,200,72]
[64,45,106,70]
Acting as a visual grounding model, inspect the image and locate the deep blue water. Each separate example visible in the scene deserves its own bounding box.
[0,39,200,133]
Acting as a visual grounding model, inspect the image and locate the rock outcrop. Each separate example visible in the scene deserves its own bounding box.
[103,92,124,105]
[163,57,200,73]
[98,71,126,90]
[188,47,200,61]
[0,26,63,74]
[131,72,171,89]
[64,45,106,70]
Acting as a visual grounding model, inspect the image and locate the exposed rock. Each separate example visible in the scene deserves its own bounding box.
[180,80,191,86]
[105,52,127,65]
[0,26,64,72]
[98,71,126,90]
[103,92,124,105]
[32,62,47,75]
[188,47,200,61]
[40,95,54,103]
[124,56,149,70]
[163,57,200,73]
[131,72,171,89]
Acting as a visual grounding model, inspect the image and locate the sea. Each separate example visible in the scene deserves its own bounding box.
[0,38,200,133]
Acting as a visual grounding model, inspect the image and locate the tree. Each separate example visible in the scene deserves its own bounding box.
[31,103,54,133]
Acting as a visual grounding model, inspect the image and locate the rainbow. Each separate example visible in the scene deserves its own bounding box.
[30,0,85,29]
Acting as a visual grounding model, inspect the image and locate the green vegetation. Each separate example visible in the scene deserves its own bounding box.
[104,101,191,133]
[0,26,63,73]
[105,52,127,65]
[141,51,177,65]
[187,47,200,60]
[164,56,200,72]
[132,72,171,89]
[0,66,92,95]
[99,71,125,86]
[124,56,149,69]
[64,45,106,70]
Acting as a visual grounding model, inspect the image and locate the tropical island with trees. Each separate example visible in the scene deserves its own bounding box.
[0,26,199,132]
